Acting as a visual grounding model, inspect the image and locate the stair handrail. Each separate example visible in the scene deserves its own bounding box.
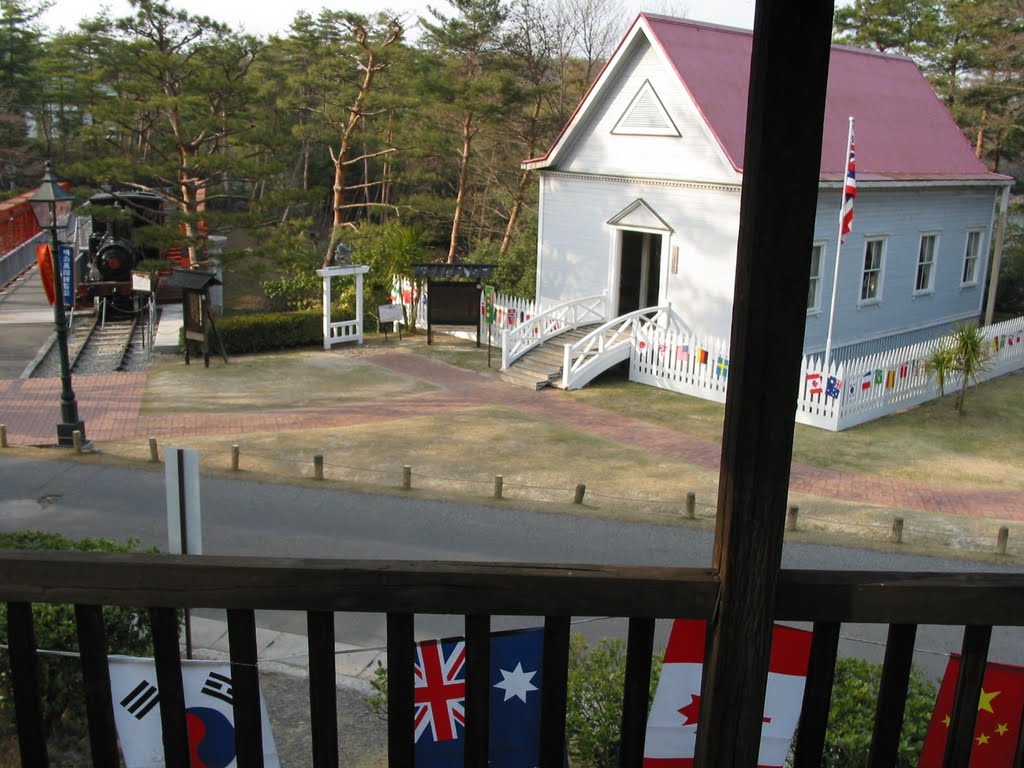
[501,293,607,369]
[562,305,690,390]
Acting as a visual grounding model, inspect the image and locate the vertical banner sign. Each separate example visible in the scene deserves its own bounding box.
[58,244,74,307]
[483,285,496,324]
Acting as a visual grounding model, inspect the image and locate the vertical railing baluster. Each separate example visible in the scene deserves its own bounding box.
[539,616,570,768]
[7,602,48,767]
[465,614,491,768]
[307,610,339,768]
[944,625,993,767]
[387,613,415,768]
[150,606,189,768]
[73,604,119,766]
[619,617,656,768]
[792,621,840,768]
[227,608,264,768]
[867,624,918,767]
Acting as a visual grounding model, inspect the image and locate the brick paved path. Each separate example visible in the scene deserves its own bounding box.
[2,351,1021,522]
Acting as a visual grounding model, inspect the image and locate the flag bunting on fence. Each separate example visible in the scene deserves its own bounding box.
[677,345,690,361]
[807,372,823,395]
[886,370,896,389]
[715,356,729,379]
[414,626,552,768]
[108,656,280,768]
[861,371,872,390]
[697,348,709,365]
[643,619,813,767]
[826,375,842,399]
[917,653,1024,767]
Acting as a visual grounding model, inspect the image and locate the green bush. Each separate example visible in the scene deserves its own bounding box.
[823,657,937,767]
[181,310,322,355]
[0,532,156,739]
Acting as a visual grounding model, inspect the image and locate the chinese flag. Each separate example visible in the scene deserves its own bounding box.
[917,654,1024,767]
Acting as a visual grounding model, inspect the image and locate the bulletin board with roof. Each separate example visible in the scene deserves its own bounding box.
[414,264,497,345]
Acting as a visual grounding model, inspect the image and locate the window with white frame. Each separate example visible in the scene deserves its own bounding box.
[807,242,823,312]
[915,233,938,294]
[962,229,982,285]
[860,238,885,302]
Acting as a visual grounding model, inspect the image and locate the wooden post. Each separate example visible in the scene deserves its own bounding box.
[787,505,799,532]
[891,518,904,544]
[314,455,324,481]
[0,424,6,448]
[494,475,503,500]
[148,437,159,462]
[402,465,412,490]
[997,526,1009,555]
[696,2,836,766]
[685,492,696,519]
[573,484,586,504]
[231,445,240,472]
[72,430,83,453]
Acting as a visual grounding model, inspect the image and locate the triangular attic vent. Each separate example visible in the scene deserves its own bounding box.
[612,80,680,137]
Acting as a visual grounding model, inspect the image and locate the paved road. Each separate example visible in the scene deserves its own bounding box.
[1,454,1020,680]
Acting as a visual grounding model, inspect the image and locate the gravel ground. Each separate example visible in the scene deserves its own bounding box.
[262,672,387,767]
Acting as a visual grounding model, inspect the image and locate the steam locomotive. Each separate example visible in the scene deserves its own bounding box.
[76,190,187,308]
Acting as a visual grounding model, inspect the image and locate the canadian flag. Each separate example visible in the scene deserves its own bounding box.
[643,619,813,768]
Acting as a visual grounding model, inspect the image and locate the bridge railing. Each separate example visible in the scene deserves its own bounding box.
[0,231,45,289]
[500,293,607,369]
[0,550,1020,767]
[562,305,690,390]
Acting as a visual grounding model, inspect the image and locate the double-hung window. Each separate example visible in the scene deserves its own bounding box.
[807,243,823,312]
[860,238,886,303]
[915,233,938,294]
[962,229,982,286]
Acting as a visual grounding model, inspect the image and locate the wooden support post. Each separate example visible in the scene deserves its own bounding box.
[0,424,6,448]
[685,492,696,519]
[231,444,240,472]
[148,437,159,462]
[73,430,83,453]
[787,505,799,532]
[997,526,1009,555]
[891,517,904,544]
[696,2,836,766]
[494,475,503,499]
[402,465,412,490]
[314,455,324,481]
[573,483,586,504]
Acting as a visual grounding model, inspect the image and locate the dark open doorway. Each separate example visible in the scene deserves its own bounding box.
[617,231,662,315]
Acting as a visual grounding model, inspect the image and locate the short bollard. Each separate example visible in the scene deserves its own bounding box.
[231,445,240,472]
[402,465,412,490]
[574,484,586,504]
[148,437,159,462]
[685,492,696,519]
[494,475,504,500]
[72,430,83,454]
[314,455,324,481]
[997,526,1009,556]
[891,517,904,544]
[0,424,7,448]
[787,505,799,532]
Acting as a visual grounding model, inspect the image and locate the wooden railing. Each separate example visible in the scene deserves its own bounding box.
[500,293,608,370]
[1,551,1022,767]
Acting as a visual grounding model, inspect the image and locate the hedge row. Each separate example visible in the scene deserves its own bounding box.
[180,310,322,355]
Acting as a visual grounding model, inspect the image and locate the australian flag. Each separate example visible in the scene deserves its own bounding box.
[415,627,546,768]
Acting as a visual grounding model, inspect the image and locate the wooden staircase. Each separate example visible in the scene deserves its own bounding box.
[499,326,598,389]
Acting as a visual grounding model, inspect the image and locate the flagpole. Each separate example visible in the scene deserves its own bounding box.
[823,116,855,369]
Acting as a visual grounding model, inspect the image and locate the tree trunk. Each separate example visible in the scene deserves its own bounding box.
[447,112,474,264]
[500,94,544,257]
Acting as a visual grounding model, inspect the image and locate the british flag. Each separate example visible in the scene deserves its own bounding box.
[840,122,856,243]
[414,638,466,743]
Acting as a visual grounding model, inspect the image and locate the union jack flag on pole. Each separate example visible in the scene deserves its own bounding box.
[840,124,856,243]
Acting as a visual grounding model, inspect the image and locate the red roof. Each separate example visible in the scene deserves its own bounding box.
[644,14,997,179]
[529,14,1007,183]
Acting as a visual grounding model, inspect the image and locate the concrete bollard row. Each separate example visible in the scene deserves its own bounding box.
[0,424,7,448]
[402,465,412,490]
[149,437,159,462]
[231,445,240,472]
[787,505,799,532]
[685,492,696,519]
[494,475,504,500]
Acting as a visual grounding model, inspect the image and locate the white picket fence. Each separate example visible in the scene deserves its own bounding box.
[633,316,1024,431]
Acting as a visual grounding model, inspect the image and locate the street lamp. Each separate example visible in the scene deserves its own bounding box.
[28,161,86,447]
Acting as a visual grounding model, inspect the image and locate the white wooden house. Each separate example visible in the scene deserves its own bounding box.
[523,14,1013,361]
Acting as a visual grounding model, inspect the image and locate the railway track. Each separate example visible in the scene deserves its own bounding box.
[30,315,146,377]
